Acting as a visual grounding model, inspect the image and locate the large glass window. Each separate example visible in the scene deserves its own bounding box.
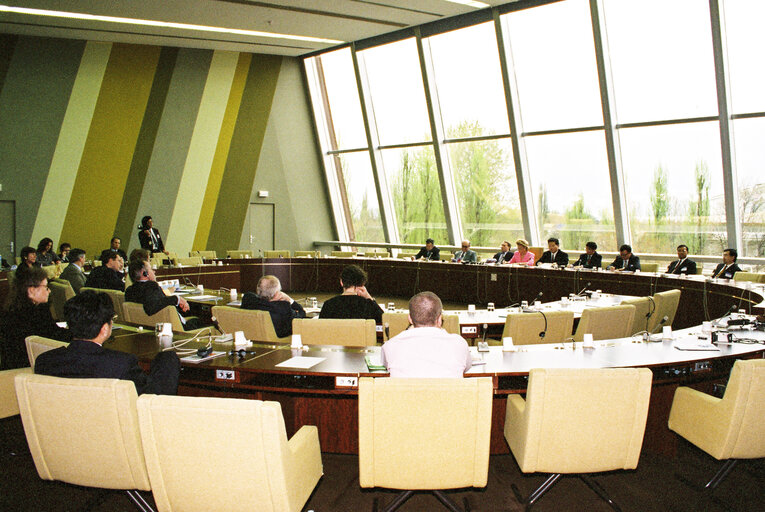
[524,131,615,252]
[723,0,765,114]
[503,0,603,132]
[732,118,765,258]
[603,0,718,123]
[619,122,726,255]
[328,151,385,243]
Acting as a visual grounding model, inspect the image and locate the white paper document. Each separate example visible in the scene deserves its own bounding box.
[275,356,326,369]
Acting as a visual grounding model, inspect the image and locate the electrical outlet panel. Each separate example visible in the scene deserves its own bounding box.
[462,326,478,334]
[216,369,236,381]
[335,376,358,388]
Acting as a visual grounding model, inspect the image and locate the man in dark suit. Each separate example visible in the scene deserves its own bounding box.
[666,244,697,275]
[138,215,168,255]
[99,236,127,264]
[34,290,180,395]
[609,244,641,272]
[241,275,306,338]
[537,237,569,267]
[492,241,514,264]
[85,252,125,291]
[125,259,202,330]
[414,238,440,261]
[58,248,87,293]
[573,241,602,269]
[711,248,742,279]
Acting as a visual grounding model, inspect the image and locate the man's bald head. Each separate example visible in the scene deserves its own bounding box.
[408,291,443,327]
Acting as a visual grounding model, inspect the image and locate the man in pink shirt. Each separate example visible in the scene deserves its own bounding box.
[381,291,472,378]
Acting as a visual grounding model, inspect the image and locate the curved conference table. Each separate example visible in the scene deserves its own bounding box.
[6,258,763,456]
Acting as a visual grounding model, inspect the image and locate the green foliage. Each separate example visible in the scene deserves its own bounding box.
[538,183,549,230]
[686,161,710,253]
[650,165,670,226]
[390,149,446,244]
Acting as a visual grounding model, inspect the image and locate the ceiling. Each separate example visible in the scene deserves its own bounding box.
[0,0,513,57]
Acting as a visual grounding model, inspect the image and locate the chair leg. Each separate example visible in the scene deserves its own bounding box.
[432,490,464,512]
[125,490,157,512]
[580,475,622,512]
[512,473,562,510]
[382,490,414,512]
[705,459,738,491]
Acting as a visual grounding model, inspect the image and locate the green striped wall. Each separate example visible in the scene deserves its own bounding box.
[0,34,333,260]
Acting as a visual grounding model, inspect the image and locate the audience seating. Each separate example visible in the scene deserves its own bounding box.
[331,251,355,257]
[364,248,390,258]
[641,262,660,272]
[359,377,493,511]
[24,336,68,368]
[501,310,574,344]
[668,359,765,493]
[211,306,290,343]
[292,318,376,346]
[381,312,460,341]
[15,373,155,511]
[137,394,322,512]
[573,304,636,341]
[226,250,253,259]
[175,256,203,266]
[122,302,211,335]
[294,250,321,257]
[733,271,765,283]
[397,252,418,259]
[41,264,60,280]
[263,250,290,258]
[81,287,126,323]
[48,279,75,320]
[620,296,654,336]
[189,250,217,259]
[652,289,682,331]
[0,367,31,419]
[504,368,652,510]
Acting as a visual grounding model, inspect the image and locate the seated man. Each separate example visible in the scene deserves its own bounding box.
[241,275,306,338]
[666,244,697,275]
[125,259,202,330]
[608,244,641,271]
[537,237,569,267]
[490,241,514,264]
[414,238,440,261]
[35,290,180,395]
[99,236,127,264]
[711,248,742,279]
[319,264,383,323]
[452,240,477,263]
[85,252,125,291]
[58,248,87,293]
[572,241,602,269]
[381,291,472,378]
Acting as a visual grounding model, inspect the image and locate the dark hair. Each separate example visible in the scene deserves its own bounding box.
[585,241,597,250]
[64,290,114,340]
[129,248,150,264]
[20,246,36,261]
[547,238,560,246]
[141,216,152,229]
[5,266,47,310]
[103,251,120,264]
[36,237,54,252]
[619,244,632,253]
[128,259,149,281]
[425,238,435,245]
[111,236,121,244]
[409,291,443,327]
[59,242,71,253]
[341,265,367,289]
[677,244,688,251]
[724,248,738,261]
[69,248,86,263]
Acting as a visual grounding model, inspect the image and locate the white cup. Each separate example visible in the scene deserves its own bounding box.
[468,304,476,313]
[662,326,673,341]
[230,288,237,301]
[702,321,712,333]
[502,337,514,351]
[534,300,542,308]
[197,284,204,293]
[291,334,303,349]
[582,333,594,348]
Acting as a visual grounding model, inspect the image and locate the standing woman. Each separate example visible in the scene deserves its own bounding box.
[36,237,61,267]
[508,238,535,266]
[138,215,169,255]
[0,266,71,369]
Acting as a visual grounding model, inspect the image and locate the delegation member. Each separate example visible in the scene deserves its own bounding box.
[608,244,641,271]
[537,237,569,267]
[711,248,742,279]
[508,238,535,266]
[414,238,440,261]
[241,275,306,338]
[666,244,697,275]
[572,241,602,269]
[319,264,383,323]
[453,240,477,263]
[138,215,168,255]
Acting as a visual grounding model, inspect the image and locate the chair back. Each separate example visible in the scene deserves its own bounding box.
[381,312,460,341]
[14,373,150,490]
[359,377,492,489]
[48,279,75,320]
[331,251,355,258]
[620,296,654,336]
[364,248,390,258]
[0,368,31,418]
[24,335,68,367]
[226,250,253,259]
[695,262,703,275]
[137,394,323,512]
[501,310,574,344]
[42,264,60,279]
[176,256,203,266]
[164,252,179,266]
[190,250,217,259]
[641,262,659,272]
[123,302,184,332]
[652,289,681,330]
[528,246,544,262]
[80,287,126,323]
[263,250,290,258]
[574,304,636,341]
[733,272,765,283]
[294,251,321,258]
[506,368,652,474]
[211,306,289,343]
[397,252,417,259]
[292,318,376,346]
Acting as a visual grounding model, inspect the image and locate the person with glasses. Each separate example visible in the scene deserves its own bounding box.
[0,266,71,369]
[452,240,477,263]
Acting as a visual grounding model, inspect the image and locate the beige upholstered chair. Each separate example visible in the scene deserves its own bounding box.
[48,279,75,320]
[41,264,61,279]
[294,250,321,258]
[211,306,290,343]
[189,250,217,259]
[573,304,636,341]
[505,368,652,510]
[695,262,704,275]
[381,312,460,341]
[733,271,765,283]
[331,250,355,257]
[0,368,31,418]
[122,302,211,335]
[641,262,660,272]
[292,318,376,346]
[364,248,389,258]
[501,310,574,344]
[359,377,493,511]
[397,252,417,259]
[263,250,290,258]
[528,246,544,262]
[24,336,68,368]
[80,287,126,323]
[226,250,254,259]
[176,256,203,266]
[137,394,323,512]
[652,289,682,331]
[620,296,654,336]
[15,373,154,510]
[668,358,765,491]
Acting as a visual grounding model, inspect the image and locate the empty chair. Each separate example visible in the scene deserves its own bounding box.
[359,377,493,511]
[364,248,389,258]
[24,336,68,367]
[189,250,217,259]
[505,368,652,510]
[211,306,290,343]
[573,304,636,341]
[176,256,203,266]
[641,262,660,273]
[620,296,654,336]
[81,287,126,323]
[122,302,211,335]
[652,289,681,331]
[668,359,765,493]
[733,271,765,283]
[292,318,376,346]
[0,367,31,419]
[528,246,544,262]
[331,250,355,258]
[397,252,418,259]
[164,252,179,266]
[226,250,253,259]
[294,250,321,257]
[695,262,704,275]
[263,250,290,258]
[382,312,460,341]
[137,394,322,512]
[15,373,155,511]
[48,279,75,320]
[501,310,574,345]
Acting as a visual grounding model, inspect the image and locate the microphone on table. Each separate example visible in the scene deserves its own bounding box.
[482,323,488,344]
[530,291,543,305]
[713,304,738,327]
[575,282,591,297]
[384,322,390,340]
[650,316,669,334]
[537,311,548,339]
